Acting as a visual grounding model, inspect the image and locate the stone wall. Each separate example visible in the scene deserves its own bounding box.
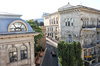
[0,33,36,66]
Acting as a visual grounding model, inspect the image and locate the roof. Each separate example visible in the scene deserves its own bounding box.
[0,12,34,33]
[58,2,74,11]
[58,3,100,12]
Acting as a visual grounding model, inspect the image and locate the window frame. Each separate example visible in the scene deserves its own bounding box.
[8,20,28,32]
[20,45,28,60]
[68,18,70,26]
[68,34,72,43]
[9,47,18,63]
[71,18,73,26]
[65,18,67,26]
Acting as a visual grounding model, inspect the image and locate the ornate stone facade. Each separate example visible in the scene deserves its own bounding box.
[44,3,100,65]
[0,12,38,66]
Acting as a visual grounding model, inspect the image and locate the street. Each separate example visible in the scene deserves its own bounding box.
[41,40,58,66]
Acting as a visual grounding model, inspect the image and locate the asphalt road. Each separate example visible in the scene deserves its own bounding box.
[41,40,58,66]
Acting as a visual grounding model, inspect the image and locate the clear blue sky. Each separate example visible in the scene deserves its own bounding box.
[0,0,99,20]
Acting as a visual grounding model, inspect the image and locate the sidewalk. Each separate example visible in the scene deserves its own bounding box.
[46,37,58,48]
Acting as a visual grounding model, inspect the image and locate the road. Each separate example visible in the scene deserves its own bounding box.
[41,40,58,66]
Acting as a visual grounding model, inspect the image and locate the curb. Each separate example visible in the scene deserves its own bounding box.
[40,48,47,66]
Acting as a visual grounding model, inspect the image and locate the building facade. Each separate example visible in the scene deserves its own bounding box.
[44,12,59,40]
[0,12,38,66]
[44,3,100,65]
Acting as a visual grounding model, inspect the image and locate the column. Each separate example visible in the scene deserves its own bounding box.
[30,40,35,66]
[0,45,7,66]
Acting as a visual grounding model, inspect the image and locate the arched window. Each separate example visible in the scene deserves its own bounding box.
[68,18,70,26]
[10,22,27,32]
[9,47,17,62]
[65,19,67,26]
[68,34,72,43]
[20,45,28,60]
[71,18,73,26]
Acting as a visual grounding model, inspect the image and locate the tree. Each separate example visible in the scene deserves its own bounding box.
[26,19,44,54]
[57,41,83,66]
[26,19,43,44]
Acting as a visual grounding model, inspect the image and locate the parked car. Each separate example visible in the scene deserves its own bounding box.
[51,51,56,56]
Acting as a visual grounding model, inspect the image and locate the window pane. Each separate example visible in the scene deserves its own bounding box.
[68,18,70,26]
[21,46,27,60]
[71,18,73,26]
[65,19,67,26]
[9,47,17,62]
[14,22,22,27]
[10,22,27,32]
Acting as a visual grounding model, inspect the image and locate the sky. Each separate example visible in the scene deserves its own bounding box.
[0,0,99,20]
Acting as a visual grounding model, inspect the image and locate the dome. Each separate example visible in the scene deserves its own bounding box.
[0,12,34,33]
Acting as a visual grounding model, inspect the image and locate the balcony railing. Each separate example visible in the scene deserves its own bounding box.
[84,54,96,61]
[82,25,100,28]
[82,25,96,28]
[83,44,96,48]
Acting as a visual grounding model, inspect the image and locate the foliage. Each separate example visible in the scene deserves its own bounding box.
[57,41,83,66]
[26,19,44,55]
[34,20,44,26]
[26,19,43,44]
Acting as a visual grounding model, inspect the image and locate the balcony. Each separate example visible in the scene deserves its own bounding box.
[82,25,100,28]
[83,44,96,49]
[82,25,96,28]
[84,53,96,62]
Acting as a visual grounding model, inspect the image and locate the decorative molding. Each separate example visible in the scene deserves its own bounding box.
[0,45,7,50]
[8,20,28,32]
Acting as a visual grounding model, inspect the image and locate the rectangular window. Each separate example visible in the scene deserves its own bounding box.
[65,19,67,26]
[54,18,55,24]
[56,17,58,24]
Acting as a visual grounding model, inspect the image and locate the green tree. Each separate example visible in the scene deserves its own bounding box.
[26,19,43,44]
[57,41,83,66]
[26,19,44,54]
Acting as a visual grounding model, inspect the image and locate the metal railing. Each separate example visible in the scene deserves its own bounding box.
[83,44,96,48]
[82,25,100,28]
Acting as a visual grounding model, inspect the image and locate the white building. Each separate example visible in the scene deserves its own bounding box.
[44,3,100,66]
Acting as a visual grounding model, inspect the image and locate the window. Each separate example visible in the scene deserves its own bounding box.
[49,19,51,25]
[71,18,73,26]
[68,18,70,26]
[68,34,72,43]
[10,22,27,32]
[48,33,49,36]
[54,18,55,24]
[65,19,67,26]
[52,33,53,37]
[9,47,17,62]
[55,27,57,31]
[48,28,49,31]
[21,45,28,60]
[56,17,58,24]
